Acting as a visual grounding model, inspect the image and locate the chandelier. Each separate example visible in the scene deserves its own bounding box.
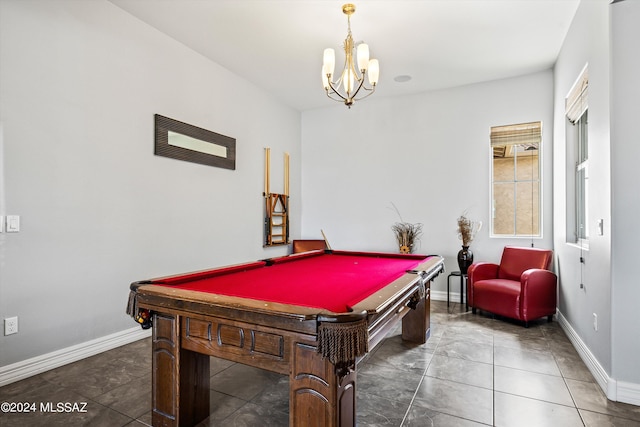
[322,4,379,108]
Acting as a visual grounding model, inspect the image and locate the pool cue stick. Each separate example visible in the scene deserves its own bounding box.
[321,229,332,250]
[264,147,270,196]
[284,152,289,196]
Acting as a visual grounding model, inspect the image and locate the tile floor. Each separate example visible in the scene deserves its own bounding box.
[1,301,639,426]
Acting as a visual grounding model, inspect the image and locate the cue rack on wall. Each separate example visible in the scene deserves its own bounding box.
[264,148,290,246]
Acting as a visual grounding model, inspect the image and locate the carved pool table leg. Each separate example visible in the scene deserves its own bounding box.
[402,286,430,344]
[152,313,210,427]
[290,341,357,427]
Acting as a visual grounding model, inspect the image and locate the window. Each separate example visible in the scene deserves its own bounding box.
[566,66,588,245]
[490,121,542,237]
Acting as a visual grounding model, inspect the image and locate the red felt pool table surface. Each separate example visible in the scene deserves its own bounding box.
[153,250,430,313]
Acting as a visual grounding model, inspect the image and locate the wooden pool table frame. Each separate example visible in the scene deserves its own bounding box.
[130,251,444,427]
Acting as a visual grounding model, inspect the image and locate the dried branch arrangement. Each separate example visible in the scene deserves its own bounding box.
[457,214,482,247]
[390,203,423,254]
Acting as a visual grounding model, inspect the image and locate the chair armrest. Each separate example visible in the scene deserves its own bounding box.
[520,269,558,313]
[468,262,499,283]
[521,268,557,291]
[467,262,499,308]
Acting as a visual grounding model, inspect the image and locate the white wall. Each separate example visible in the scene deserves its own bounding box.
[0,0,300,366]
[301,70,554,296]
[553,0,640,404]
[610,0,640,392]
[552,0,612,381]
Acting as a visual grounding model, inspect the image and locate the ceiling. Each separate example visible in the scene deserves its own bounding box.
[109,0,580,112]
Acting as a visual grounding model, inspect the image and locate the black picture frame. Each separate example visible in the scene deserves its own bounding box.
[154,114,236,170]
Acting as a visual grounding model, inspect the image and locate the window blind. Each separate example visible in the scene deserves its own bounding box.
[566,67,588,124]
[490,121,542,148]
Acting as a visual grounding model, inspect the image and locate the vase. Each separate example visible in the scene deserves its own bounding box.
[457,246,473,274]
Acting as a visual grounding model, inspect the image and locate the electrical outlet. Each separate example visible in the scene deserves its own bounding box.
[4,316,18,335]
[593,313,598,331]
[6,215,20,232]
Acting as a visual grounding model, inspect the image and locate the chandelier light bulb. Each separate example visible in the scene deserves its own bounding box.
[357,43,369,71]
[343,69,355,94]
[323,48,336,77]
[368,59,379,85]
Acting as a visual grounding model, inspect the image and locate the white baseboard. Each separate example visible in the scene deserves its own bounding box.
[0,326,151,387]
[557,311,610,393]
[617,380,640,406]
[557,310,640,406]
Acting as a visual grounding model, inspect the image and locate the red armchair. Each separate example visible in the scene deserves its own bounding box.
[292,239,327,254]
[467,246,557,327]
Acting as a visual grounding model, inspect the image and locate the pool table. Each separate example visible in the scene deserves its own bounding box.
[127,249,444,427]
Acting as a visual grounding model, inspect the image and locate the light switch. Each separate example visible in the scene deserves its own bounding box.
[6,215,20,232]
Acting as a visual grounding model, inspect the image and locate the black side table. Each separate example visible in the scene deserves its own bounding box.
[447,271,468,308]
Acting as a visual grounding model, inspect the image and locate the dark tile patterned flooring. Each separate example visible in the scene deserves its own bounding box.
[2,301,640,426]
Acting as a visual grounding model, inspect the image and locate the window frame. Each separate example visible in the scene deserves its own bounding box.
[489,121,543,239]
[565,64,589,248]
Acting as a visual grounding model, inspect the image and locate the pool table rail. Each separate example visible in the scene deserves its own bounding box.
[130,254,443,334]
